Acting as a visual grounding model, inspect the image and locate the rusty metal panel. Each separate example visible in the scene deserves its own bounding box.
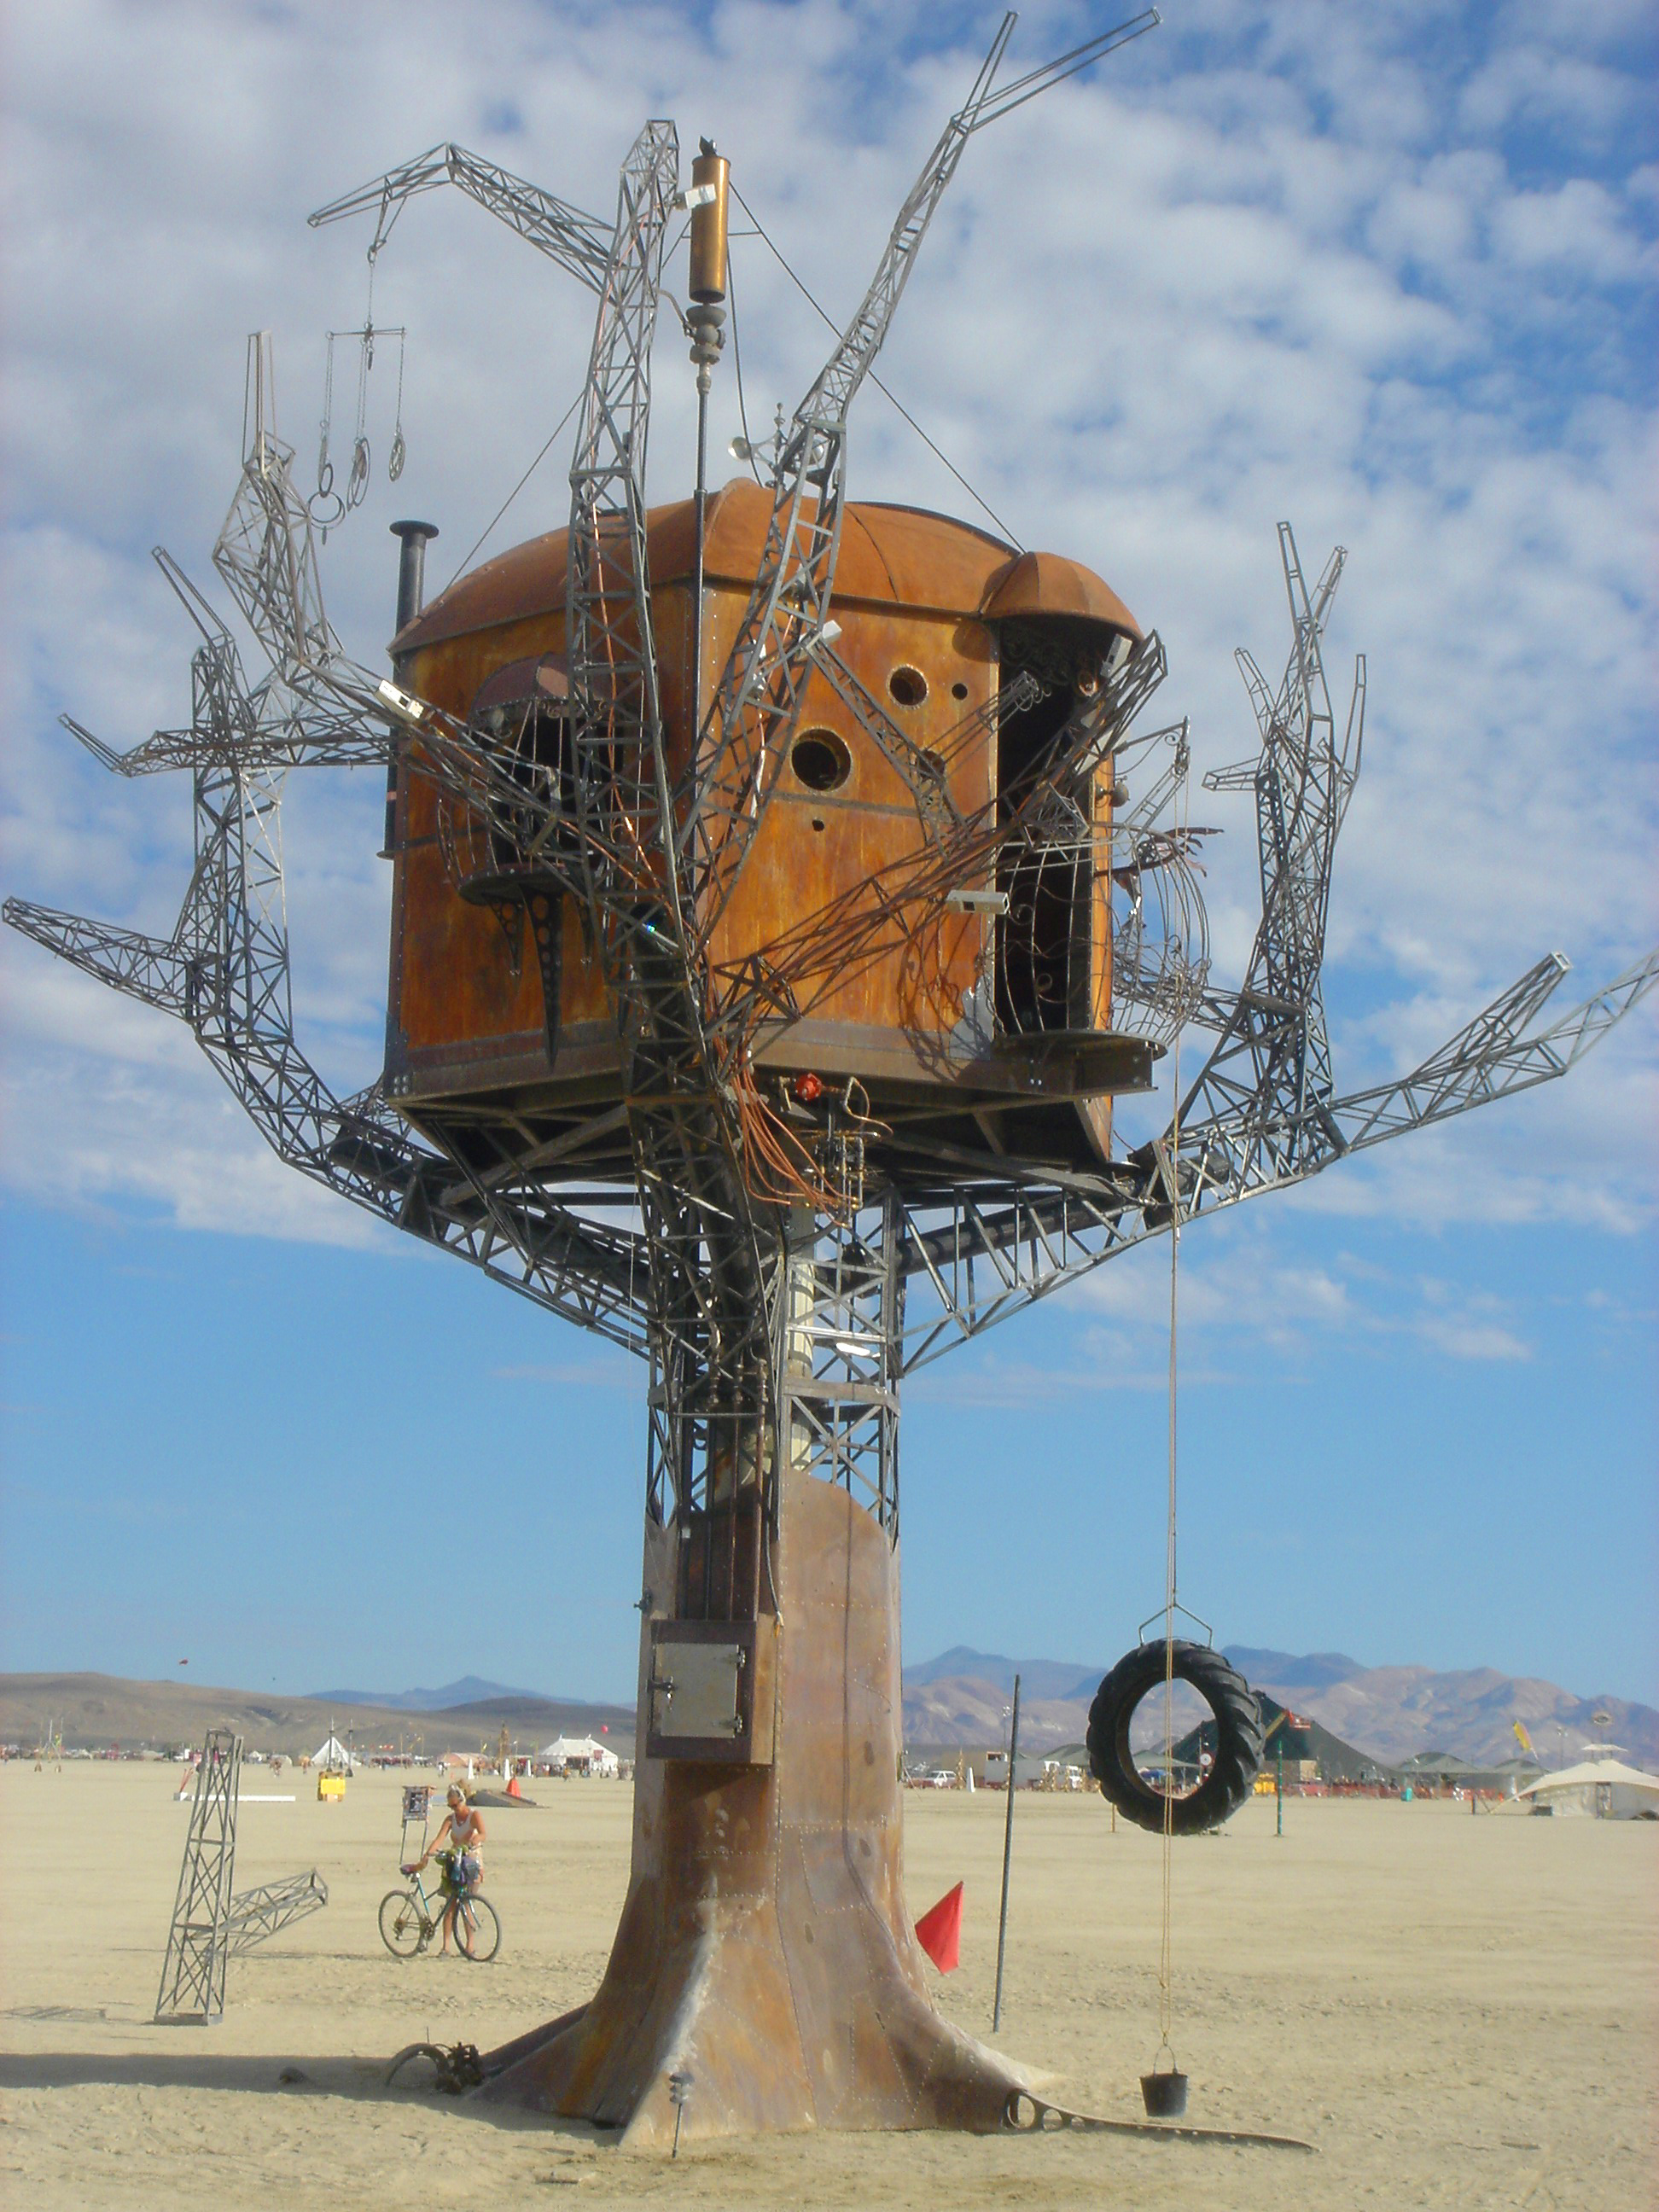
[702,592,996,1047]
[385,506,1139,1121]
[387,575,711,1097]
[391,481,1049,657]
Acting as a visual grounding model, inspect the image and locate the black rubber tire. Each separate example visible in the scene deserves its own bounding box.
[1086,1641,1264,1836]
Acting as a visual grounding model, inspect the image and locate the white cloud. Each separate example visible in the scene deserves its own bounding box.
[1070,1224,1542,1367]
[1415,1317,1529,1364]
[1493,177,1650,282]
[1458,43,1642,144]
[492,1359,643,1392]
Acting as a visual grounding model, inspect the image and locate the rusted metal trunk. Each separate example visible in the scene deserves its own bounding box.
[478,1459,1026,2145]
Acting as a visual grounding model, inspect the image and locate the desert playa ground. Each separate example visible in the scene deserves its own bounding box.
[0,1765,1650,2210]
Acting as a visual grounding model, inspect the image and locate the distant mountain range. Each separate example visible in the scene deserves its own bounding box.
[903,1646,1100,1702]
[899,1647,1659,1768]
[8,1648,1654,1767]
[308,1677,537,1713]
[0,1674,632,1757]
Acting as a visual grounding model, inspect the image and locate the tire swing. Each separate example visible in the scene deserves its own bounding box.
[1086,1639,1263,1837]
[1093,930,1266,2122]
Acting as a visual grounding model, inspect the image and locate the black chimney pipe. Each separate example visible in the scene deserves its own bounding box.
[383,522,437,868]
[389,520,439,635]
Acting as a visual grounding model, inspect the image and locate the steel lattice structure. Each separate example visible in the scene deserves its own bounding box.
[225,1870,329,1956]
[9,9,1656,2139]
[9,22,1653,1529]
[152,1732,329,2017]
[155,1731,242,2023]
[10,11,1655,1530]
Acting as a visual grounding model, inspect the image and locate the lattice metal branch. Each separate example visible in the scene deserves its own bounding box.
[308,143,616,294]
[890,940,1658,1370]
[225,1870,329,1955]
[682,9,1161,941]
[4,340,650,1356]
[1176,523,1363,1164]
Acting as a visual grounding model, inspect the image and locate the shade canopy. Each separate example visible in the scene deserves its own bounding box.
[539,1734,617,1762]
[1519,1759,1658,1795]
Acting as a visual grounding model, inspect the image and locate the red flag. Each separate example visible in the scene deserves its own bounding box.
[914,1882,963,1973]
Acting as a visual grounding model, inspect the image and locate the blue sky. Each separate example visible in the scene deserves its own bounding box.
[3,2,1655,1705]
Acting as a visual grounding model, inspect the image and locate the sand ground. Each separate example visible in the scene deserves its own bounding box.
[0,1763,1651,2210]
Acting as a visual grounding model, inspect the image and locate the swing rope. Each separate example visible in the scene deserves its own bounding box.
[1156,760,1190,2068]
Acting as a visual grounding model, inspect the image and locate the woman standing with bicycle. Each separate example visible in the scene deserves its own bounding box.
[418,1785,487,1956]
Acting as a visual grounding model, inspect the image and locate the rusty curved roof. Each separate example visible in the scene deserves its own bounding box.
[980,550,1139,631]
[393,479,1141,653]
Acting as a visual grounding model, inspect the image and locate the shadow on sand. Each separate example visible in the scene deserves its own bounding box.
[0,2049,610,2139]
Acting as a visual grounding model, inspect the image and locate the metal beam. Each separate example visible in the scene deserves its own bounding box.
[308,143,615,295]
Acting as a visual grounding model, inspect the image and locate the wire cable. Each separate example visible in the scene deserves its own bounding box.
[1156,756,1191,2066]
[437,387,584,594]
[730,183,1024,550]
[726,258,766,486]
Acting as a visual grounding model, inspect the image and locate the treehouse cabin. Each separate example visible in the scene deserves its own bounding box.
[384,480,1155,1179]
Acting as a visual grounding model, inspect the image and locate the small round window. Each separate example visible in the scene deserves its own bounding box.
[790,728,852,793]
[888,666,928,707]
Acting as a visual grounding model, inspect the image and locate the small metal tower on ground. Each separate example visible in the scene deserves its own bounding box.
[155,1729,242,2025]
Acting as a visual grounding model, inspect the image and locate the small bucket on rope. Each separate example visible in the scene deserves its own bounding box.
[1141,2052,1188,2118]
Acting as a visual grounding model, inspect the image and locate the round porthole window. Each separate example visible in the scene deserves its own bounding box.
[790,729,852,793]
[888,666,928,707]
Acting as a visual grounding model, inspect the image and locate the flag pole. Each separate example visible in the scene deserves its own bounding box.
[992,1673,1021,2033]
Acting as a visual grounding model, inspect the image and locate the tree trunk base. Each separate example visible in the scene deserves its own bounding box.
[474,1470,1027,2148]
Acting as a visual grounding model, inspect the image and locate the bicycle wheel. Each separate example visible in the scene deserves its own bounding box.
[451,1892,501,1963]
[378,1887,430,1959]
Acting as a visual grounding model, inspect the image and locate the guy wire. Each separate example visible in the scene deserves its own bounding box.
[726,259,766,486]
[729,183,1024,550]
[438,387,584,595]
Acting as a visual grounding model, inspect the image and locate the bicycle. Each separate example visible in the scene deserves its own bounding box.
[378,1850,501,1963]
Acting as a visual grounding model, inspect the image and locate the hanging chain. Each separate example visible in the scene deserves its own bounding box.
[311,338,343,529]
[310,242,408,533]
[389,329,408,480]
[346,248,375,510]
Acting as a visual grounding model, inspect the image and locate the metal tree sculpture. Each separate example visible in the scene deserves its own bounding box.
[9,12,1655,2147]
